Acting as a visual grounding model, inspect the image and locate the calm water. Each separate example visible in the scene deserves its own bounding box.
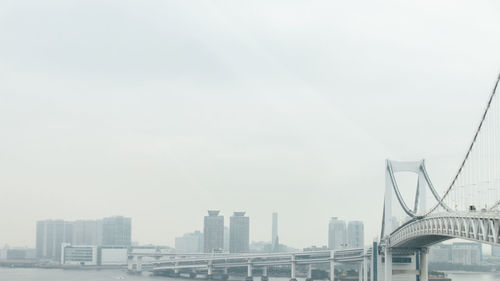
[0,268,498,281]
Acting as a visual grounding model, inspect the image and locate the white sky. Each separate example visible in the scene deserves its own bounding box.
[1,0,499,249]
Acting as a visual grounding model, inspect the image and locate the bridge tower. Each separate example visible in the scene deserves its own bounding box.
[382,159,441,281]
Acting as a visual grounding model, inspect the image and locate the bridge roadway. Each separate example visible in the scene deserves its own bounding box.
[128,248,372,281]
[389,211,500,248]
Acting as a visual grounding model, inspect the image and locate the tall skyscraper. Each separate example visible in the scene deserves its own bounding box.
[102,216,132,246]
[229,212,249,253]
[271,212,278,249]
[36,220,73,261]
[347,221,364,248]
[72,220,103,246]
[204,210,224,253]
[328,217,346,250]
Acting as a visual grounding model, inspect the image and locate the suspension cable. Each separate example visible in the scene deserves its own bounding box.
[425,73,500,215]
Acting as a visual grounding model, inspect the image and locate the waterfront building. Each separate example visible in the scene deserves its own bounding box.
[36,216,131,262]
[347,221,364,248]
[99,246,128,265]
[0,248,36,260]
[328,217,346,250]
[61,244,98,265]
[203,210,224,253]
[72,220,103,246]
[36,220,73,261]
[229,212,249,253]
[451,242,482,265]
[102,216,131,246]
[175,231,203,253]
[429,243,452,264]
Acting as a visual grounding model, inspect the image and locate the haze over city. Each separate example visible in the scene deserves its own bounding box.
[1,0,500,254]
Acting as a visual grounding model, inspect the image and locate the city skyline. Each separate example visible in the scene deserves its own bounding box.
[1,0,500,251]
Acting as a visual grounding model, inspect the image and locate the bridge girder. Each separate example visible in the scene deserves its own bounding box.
[390,212,500,248]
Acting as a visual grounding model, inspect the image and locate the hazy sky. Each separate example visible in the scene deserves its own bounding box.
[1,0,500,249]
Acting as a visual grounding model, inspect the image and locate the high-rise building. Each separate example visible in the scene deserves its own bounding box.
[429,243,452,263]
[204,210,224,253]
[175,231,204,253]
[328,217,346,250]
[229,212,249,253]
[451,242,482,265]
[224,226,229,252]
[72,220,103,246]
[36,220,73,261]
[102,216,132,246]
[347,221,364,248]
[271,212,278,250]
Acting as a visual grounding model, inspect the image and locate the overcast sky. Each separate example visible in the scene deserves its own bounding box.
[1,0,499,249]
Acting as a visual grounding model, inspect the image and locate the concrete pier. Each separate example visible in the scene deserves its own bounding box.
[420,248,428,281]
[329,251,335,281]
[261,266,269,281]
[385,249,392,281]
[305,264,313,281]
[289,254,297,281]
[246,260,253,281]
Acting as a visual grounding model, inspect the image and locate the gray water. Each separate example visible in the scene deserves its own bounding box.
[0,268,497,281]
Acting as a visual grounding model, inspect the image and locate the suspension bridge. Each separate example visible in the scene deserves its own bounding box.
[129,74,500,281]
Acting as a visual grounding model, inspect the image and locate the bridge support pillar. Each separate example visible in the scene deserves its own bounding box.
[371,242,377,281]
[420,248,428,281]
[246,260,253,281]
[261,266,269,281]
[136,256,143,273]
[174,261,180,274]
[207,260,213,280]
[305,264,313,281]
[363,255,368,281]
[359,262,363,281]
[289,254,297,281]
[384,250,391,281]
[127,256,134,271]
[330,251,335,281]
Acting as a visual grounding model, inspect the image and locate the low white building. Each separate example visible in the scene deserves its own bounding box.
[100,247,127,265]
[61,244,98,266]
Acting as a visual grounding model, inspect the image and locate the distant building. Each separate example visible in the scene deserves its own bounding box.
[492,246,500,257]
[451,242,482,265]
[347,221,364,248]
[271,212,278,250]
[328,217,346,250]
[36,216,131,263]
[229,212,249,253]
[72,220,103,246]
[391,216,399,232]
[99,246,128,265]
[429,243,452,264]
[0,248,36,260]
[175,231,203,253]
[36,220,73,261]
[61,244,98,265]
[204,210,224,253]
[224,226,230,252]
[102,216,131,246]
[304,245,328,252]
